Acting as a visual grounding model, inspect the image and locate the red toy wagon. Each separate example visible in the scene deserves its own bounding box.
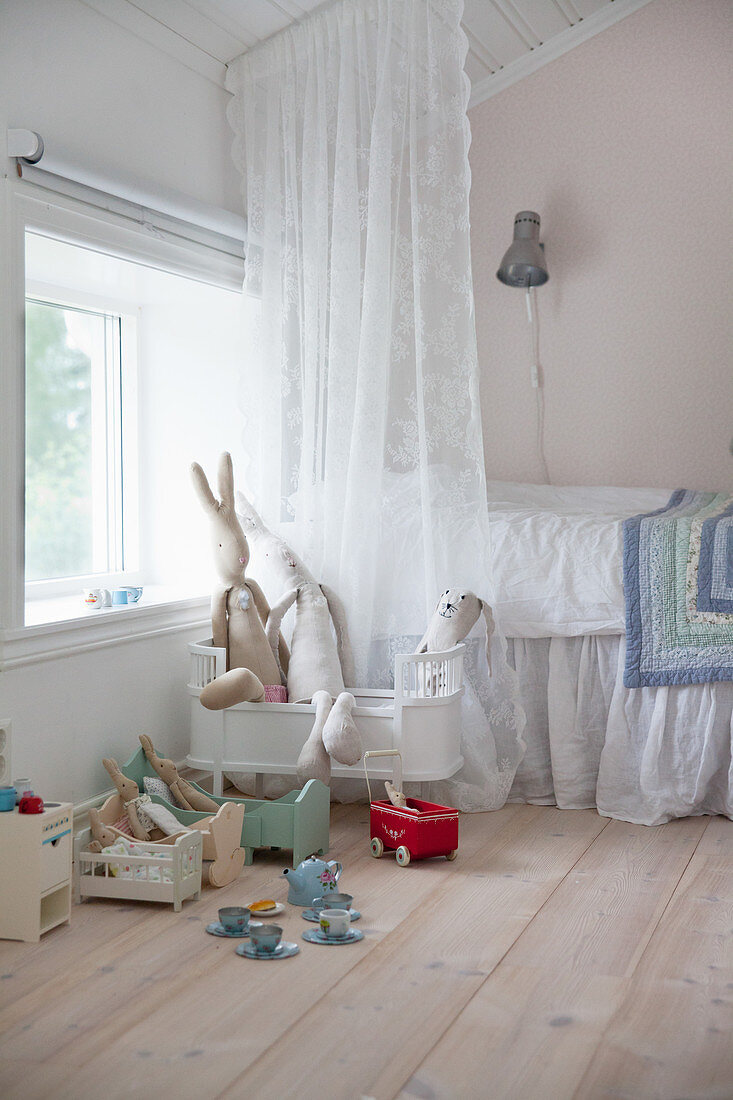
[364,750,458,866]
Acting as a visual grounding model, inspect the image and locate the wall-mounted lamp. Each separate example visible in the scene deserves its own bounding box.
[497,210,550,483]
[496,211,548,287]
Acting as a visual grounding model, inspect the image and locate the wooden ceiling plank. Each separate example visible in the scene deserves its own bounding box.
[572,0,610,18]
[511,0,573,42]
[491,0,541,50]
[464,26,501,75]
[462,0,529,67]
[126,0,248,60]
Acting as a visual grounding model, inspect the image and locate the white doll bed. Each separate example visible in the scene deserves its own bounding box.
[74,827,203,911]
[187,641,466,795]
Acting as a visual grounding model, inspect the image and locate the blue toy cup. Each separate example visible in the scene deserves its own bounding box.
[0,787,17,811]
[111,589,130,606]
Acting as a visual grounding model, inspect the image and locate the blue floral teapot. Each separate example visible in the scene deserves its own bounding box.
[282,855,343,906]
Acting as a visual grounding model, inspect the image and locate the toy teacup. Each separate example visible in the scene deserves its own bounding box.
[318,909,350,939]
[218,906,250,933]
[313,892,353,912]
[249,921,283,954]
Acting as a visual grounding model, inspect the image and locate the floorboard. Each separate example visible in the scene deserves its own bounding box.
[0,804,730,1100]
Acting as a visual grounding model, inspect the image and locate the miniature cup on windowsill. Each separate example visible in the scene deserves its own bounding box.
[83,588,111,609]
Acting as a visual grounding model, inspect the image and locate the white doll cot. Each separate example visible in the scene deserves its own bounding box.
[74,828,203,911]
[187,640,466,795]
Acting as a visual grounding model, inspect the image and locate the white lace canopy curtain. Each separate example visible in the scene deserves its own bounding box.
[226,0,525,809]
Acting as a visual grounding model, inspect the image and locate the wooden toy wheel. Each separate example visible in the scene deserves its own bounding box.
[446,849,458,861]
[370,837,384,858]
[395,845,411,866]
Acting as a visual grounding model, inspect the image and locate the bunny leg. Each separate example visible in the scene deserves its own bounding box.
[322,692,362,766]
[200,668,265,710]
[297,690,333,786]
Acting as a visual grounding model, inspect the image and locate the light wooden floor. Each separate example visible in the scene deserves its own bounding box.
[0,803,731,1100]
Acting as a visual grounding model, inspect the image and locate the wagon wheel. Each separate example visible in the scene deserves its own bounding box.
[395,845,411,866]
[445,849,458,861]
[370,837,384,858]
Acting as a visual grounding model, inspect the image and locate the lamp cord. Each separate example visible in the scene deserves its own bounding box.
[527,287,551,484]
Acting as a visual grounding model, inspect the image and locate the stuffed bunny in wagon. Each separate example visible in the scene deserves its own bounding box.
[190,453,290,707]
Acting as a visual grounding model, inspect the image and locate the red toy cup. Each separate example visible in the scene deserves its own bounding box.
[18,795,44,814]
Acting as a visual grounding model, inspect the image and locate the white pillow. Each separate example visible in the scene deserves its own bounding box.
[142,799,189,836]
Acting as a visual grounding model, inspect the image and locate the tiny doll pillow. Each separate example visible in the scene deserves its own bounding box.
[143,774,175,804]
[142,799,189,836]
[111,813,132,835]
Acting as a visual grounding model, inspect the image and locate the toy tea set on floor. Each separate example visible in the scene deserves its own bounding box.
[76,453,493,954]
[205,856,363,960]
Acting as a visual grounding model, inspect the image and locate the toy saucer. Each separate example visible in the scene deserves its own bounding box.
[302,907,361,923]
[302,928,364,946]
[206,921,250,938]
[236,941,299,960]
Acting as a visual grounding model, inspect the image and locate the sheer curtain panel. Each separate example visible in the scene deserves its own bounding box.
[225,0,525,809]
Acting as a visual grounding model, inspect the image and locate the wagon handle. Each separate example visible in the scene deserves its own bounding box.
[363,750,403,805]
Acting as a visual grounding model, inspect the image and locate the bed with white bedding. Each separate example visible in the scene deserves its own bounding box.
[483,482,733,826]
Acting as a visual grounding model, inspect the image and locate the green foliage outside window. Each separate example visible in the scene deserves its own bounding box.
[25,301,94,581]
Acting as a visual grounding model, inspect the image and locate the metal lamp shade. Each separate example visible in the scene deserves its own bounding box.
[496,211,549,287]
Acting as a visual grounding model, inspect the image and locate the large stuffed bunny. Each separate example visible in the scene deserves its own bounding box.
[190,453,289,707]
[233,490,363,786]
[416,588,494,673]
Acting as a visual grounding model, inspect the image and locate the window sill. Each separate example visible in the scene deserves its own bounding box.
[0,586,210,670]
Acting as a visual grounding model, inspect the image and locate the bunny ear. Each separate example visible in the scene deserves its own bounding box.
[190,462,218,513]
[235,489,263,531]
[480,600,495,676]
[102,758,120,780]
[218,452,235,509]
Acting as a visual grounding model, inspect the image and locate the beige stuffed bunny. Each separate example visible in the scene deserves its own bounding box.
[235,491,361,786]
[416,589,494,674]
[139,734,219,812]
[102,758,155,841]
[190,453,290,707]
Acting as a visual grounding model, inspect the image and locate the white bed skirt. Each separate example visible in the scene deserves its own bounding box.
[506,635,733,826]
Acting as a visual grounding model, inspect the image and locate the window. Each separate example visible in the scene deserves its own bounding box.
[25,295,130,587]
[3,182,246,639]
[25,232,139,602]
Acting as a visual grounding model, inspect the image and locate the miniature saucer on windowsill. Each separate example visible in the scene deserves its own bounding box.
[302,928,364,946]
[302,907,361,922]
[236,941,299,960]
[205,922,250,938]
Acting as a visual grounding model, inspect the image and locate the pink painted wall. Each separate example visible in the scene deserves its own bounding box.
[469,0,733,490]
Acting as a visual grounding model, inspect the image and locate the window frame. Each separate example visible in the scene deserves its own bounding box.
[0,176,244,665]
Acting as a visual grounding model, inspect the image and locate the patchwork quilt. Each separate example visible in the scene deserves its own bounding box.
[623,489,733,687]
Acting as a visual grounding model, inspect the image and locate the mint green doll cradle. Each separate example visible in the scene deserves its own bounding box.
[120,745,330,869]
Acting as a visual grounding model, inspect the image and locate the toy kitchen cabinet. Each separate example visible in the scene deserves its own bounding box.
[0,803,73,941]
